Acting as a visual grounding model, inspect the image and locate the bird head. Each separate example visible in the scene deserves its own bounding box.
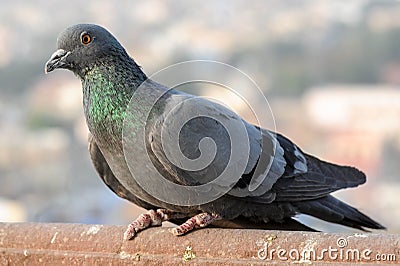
[45,24,127,78]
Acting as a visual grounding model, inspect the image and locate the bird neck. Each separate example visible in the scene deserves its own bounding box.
[81,57,147,146]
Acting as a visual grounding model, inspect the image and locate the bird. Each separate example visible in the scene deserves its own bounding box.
[45,24,385,240]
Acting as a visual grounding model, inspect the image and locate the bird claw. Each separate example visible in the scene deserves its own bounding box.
[123,209,172,240]
[124,211,220,239]
[169,212,220,236]
[123,225,137,241]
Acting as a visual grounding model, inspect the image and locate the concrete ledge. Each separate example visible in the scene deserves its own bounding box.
[0,222,399,265]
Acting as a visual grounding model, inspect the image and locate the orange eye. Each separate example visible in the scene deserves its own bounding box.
[81,33,92,45]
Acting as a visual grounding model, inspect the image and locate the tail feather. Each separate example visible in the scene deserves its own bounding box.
[295,195,385,230]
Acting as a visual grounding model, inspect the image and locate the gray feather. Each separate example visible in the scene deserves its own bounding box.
[45,23,385,231]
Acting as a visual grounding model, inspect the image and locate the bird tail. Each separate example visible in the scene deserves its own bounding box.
[295,195,385,230]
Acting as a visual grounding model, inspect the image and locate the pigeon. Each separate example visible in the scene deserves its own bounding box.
[45,24,385,240]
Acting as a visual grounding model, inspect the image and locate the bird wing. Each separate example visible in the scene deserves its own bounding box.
[271,138,367,202]
[144,84,366,205]
[232,133,366,204]
[147,92,261,187]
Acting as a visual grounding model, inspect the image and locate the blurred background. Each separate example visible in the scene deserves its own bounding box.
[0,0,399,233]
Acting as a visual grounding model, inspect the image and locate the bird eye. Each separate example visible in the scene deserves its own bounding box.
[81,33,92,45]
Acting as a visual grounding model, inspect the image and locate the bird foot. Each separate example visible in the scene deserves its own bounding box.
[169,212,221,236]
[123,209,173,240]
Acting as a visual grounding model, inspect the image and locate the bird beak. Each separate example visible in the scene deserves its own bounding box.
[45,49,71,74]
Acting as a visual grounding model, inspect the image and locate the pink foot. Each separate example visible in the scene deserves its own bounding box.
[169,212,220,236]
[124,209,173,240]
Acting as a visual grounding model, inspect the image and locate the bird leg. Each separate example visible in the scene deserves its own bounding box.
[124,209,175,240]
[169,212,221,236]
[124,210,221,240]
